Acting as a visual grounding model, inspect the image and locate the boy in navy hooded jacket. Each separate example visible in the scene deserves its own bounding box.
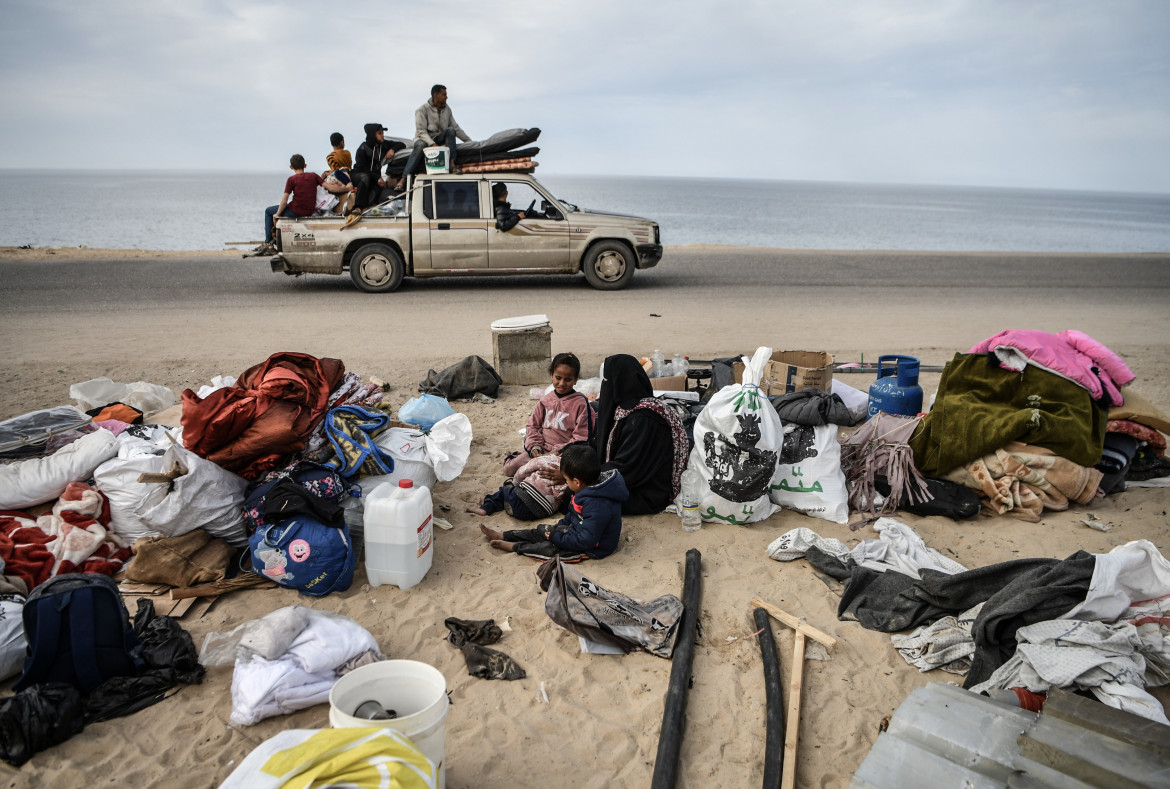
[480,445,628,561]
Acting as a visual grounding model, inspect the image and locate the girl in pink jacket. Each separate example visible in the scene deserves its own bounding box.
[467,353,595,520]
[504,353,594,476]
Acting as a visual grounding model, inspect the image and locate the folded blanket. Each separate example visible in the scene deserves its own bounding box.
[944,441,1102,521]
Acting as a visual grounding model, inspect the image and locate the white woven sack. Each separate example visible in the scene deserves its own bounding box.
[770,423,849,524]
[687,347,782,524]
[95,436,248,545]
[136,443,249,546]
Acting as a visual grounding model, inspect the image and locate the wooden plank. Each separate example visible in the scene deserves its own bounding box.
[182,596,217,620]
[167,596,196,618]
[119,582,171,596]
[749,598,837,648]
[781,631,806,789]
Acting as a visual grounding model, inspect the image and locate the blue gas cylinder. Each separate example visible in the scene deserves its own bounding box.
[867,355,924,418]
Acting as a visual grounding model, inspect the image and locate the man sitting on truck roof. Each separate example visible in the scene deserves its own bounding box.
[395,85,472,189]
[352,123,405,212]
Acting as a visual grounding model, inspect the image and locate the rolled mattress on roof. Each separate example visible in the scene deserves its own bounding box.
[387,128,541,165]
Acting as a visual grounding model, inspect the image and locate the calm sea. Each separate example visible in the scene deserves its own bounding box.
[0,170,1167,253]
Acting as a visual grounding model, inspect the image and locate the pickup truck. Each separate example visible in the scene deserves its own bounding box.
[268,172,662,293]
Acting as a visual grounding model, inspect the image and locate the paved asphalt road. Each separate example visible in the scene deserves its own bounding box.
[2,248,1168,398]
[3,247,1169,312]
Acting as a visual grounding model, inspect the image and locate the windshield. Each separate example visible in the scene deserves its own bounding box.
[557,197,579,212]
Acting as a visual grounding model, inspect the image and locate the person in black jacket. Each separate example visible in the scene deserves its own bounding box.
[492,182,527,231]
[352,123,405,211]
[480,445,629,560]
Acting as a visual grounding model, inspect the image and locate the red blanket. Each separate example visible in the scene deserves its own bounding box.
[0,482,131,591]
[181,352,345,479]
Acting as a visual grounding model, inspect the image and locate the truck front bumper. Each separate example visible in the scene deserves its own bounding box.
[636,243,663,269]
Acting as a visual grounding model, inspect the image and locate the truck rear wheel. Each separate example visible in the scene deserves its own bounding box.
[349,243,404,293]
[582,241,635,290]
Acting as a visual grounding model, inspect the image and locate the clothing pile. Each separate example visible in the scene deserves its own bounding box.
[908,331,1140,519]
[770,524,1170,724]
[198,606,382,726]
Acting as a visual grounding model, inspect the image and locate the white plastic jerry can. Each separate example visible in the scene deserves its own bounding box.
[363,480,434,590]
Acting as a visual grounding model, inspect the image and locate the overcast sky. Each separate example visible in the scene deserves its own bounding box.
[2,0,1168,192]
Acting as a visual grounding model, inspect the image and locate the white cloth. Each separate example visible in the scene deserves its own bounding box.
[212,606,382,726]
[891,603,983,674]
[970,618,1170,725]
[851,518,968,579]
[1064,539,1170,622]
[766,518,966,580]
[0,428,118,509]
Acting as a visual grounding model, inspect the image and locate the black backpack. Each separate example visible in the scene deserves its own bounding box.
[13,574,144,694]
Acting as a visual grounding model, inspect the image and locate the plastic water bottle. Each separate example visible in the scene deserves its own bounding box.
[671,354,688,377]
[363,480,434,589]
[678,467,703,532]
[650,349,666,377]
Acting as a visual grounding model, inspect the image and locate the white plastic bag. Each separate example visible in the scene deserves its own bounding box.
[0,428,119,509]
[195,374,237,399]
[363,427,439,490]
[0,597,27,682]
[69,377,176,416]
[94,435,249,545]
[770,423,849,524]
[425,413,472,482]
[688,347,782,524]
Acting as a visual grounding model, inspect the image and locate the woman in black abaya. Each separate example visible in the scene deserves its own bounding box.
[592,354,688,515]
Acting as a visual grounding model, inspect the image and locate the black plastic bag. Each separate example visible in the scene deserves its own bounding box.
[84,600,205,723]
[0,682,84,766]
[419,355,502,399]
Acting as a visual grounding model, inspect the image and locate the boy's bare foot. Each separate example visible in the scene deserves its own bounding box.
[466,505,488,516]
[489,539,516,552]
[479,523,504,541]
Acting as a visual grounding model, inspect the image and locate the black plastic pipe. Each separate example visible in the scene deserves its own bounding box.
[753,607,785,789]
[651,548,703,789]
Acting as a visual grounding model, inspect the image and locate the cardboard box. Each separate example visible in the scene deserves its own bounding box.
[649,374,688,392]
[733,350,834,396]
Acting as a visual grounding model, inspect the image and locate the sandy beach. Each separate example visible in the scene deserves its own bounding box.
[1,245,1168,788]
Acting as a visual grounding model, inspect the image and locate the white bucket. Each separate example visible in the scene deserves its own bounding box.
[330,659,449,788]
[423,146,450,174]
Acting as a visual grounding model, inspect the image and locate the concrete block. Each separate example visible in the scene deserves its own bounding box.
[492,325,552,385]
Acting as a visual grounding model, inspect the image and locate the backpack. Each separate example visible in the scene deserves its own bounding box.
[13,573,144,694]
[249,515,356,597]
[243,461,350,534]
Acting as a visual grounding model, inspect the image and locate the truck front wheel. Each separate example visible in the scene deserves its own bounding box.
[582,241,635,290]
[349,243,405,293]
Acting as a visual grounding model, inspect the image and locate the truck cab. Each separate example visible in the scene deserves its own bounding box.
[269,172,662,293]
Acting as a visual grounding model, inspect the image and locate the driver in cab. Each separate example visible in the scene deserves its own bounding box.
[493,182,531,232]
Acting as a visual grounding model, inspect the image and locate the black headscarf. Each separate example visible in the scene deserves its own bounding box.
[594,354,654,462]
